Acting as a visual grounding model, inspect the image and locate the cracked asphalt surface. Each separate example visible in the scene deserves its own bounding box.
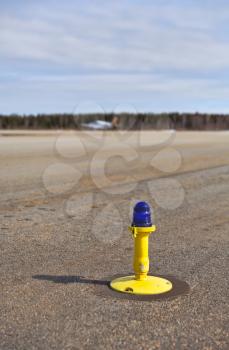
[0,131,228,349]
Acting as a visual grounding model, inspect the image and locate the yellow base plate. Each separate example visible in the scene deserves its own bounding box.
[110,275,172,295]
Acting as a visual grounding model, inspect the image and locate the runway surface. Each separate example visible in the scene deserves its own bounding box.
[0,130,228,349]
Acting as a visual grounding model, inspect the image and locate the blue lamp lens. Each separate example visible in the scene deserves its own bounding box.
[132,201,153,227]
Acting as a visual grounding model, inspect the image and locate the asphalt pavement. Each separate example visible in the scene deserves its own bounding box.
[0,131,228,349]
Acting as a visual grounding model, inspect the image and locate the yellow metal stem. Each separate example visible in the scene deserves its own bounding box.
[134,233,149,281]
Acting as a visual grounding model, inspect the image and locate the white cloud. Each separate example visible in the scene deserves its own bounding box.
[1,72,229,101]
[1,1,229,113]
[1,1,229,71]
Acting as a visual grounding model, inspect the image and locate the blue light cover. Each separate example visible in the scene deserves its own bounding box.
[132,201,153,227]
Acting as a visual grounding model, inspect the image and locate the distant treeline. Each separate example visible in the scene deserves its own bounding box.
[0,113,229,130]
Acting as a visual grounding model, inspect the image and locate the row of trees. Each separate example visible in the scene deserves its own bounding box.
[0,113,229,130]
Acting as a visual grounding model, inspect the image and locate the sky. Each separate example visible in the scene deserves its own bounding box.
[1,0,229,114]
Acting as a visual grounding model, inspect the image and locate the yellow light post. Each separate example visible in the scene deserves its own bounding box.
[110,201,173,295]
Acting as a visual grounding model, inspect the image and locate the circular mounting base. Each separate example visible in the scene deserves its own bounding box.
[110,275,172,295]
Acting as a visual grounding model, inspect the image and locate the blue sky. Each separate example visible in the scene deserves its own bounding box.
[1,0,229,114]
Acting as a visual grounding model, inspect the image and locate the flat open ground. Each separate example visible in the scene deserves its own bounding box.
[0,130,228,349]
